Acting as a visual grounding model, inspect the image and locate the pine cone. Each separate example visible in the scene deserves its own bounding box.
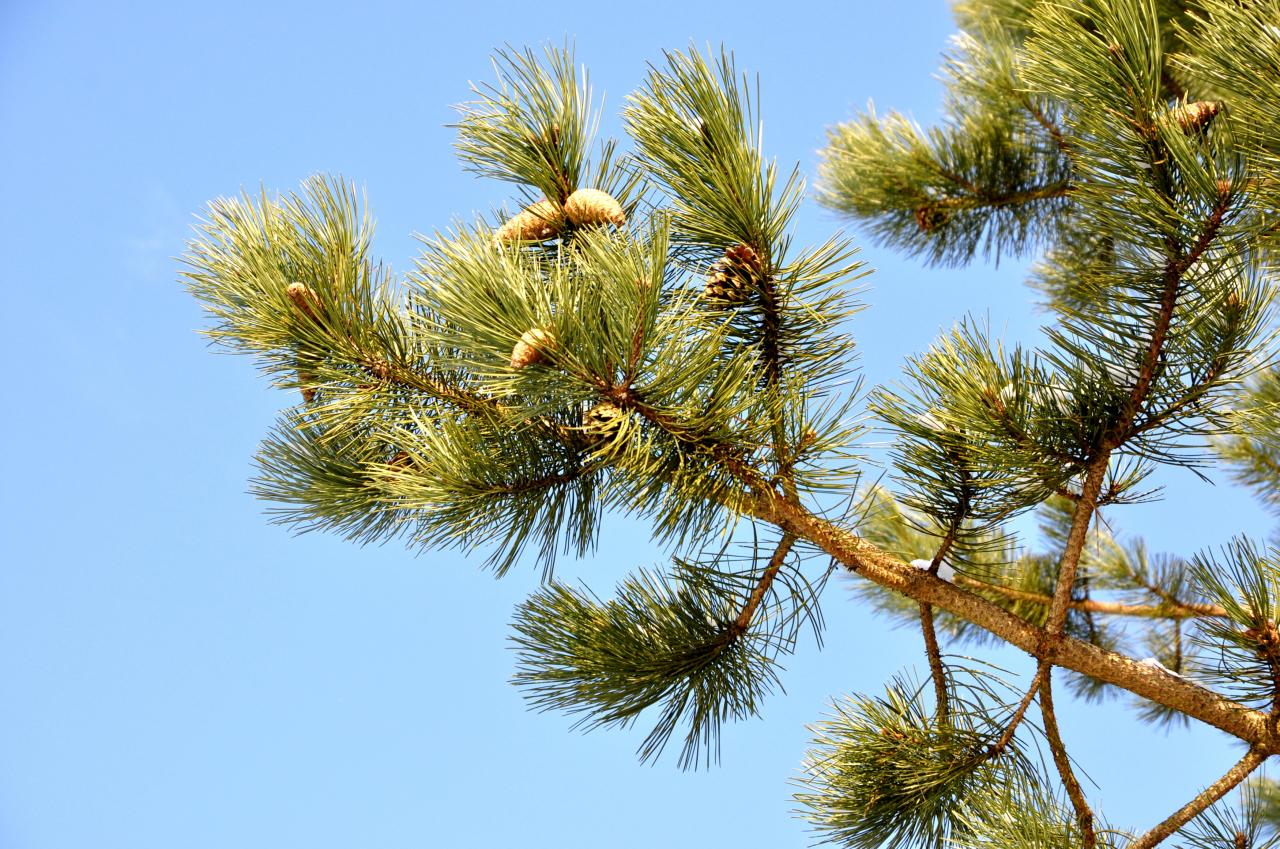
[362,355,392,381]
[298,368,318,403]
[582,401,626,449]
[563,188,626,228]
[286,282,324,324]
[510,328,556,369]
[914,204,950,233]
[703,243,764,305]
[495,200,564,243]
[527,124,561,150]
[1172,100,1220,134]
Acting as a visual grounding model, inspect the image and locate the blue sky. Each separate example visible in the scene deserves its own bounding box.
[1,1,1274,847]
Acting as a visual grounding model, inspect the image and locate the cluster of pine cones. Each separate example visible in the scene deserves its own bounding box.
[494,188,626,244]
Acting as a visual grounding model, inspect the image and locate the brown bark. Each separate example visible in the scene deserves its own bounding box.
[752,493,1280,753]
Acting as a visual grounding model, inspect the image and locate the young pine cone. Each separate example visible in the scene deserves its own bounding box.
[703,243,765,305]
[297,368,318,403]
[563,188,626,229]
[495,199,564,243]
[387,450,413,468]
[914,204,950,233]
[1171,100,1220,134]
[286,281,325,324]
[581,401,626,449]
[510,328,557,369]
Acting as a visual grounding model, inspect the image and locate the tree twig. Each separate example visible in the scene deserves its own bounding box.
[952,575,1227,619]
[1039,667,1096,849]
[920,508,966,724]
[919,602,950,722]
[728,533,796,637]
[1045,455,1110,638]
[989,664,1045,756]
[1126,747,1267,849]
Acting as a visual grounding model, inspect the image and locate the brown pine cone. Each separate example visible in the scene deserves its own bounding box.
[510,328,557,369]
[563,188,626,228]
[914,204,950,233]
[703,243,764,305]
[1171,100,1221,134]
[495,200,564,243]
[286,282,324,324]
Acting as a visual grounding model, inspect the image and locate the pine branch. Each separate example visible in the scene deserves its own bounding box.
[1128,747,1268,849]
[728,533,795,637]
[952,574,1226,620]
[796,668,1042,848]
[756,493,1280,752]
[1045,456,1110,639]
[920,603,951,723]
[989,663,1044,757]
[1039,667,1096,849]
[186,14,1280,842]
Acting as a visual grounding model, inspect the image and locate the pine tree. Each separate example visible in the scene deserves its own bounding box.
[181,2,1280,845]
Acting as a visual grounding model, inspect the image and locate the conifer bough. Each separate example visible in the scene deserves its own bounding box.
[183,3,1280,846]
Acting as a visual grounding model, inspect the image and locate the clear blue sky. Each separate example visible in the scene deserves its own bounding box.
[1,1,1273,847]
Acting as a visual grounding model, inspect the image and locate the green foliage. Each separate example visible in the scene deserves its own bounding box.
[453,44,601,205]
[1173,0,1280,157]
[1219,370,1280,519]
[512,538,825,768]
[623,47,800,257]
[950,780,1126,848]
[795,667,1043,849]
[1188,539,1280,709]
[182,177,395,375]
[1246,776,1280,837]
[817,9,1070,266]
[870,321,1086,555]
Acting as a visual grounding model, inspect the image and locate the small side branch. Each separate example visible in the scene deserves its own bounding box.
[919,602,950,722]
[1020,93,1073,157]
[728,533,797,637]
[929,179,1072,213]
[989,664,1045,756]
[920,516,964,724]
[953,575,1227,620]
[1127,747,1267,849]
[1046,455,1111,638]
[1039,668,1096,849]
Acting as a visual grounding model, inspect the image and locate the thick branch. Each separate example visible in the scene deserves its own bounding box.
[754,494,1280,752]
[1127,747,1267,849]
